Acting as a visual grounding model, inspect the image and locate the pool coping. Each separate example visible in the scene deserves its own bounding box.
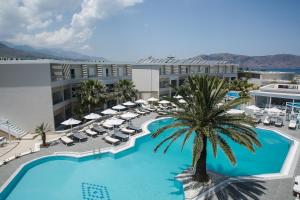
[0,117,299,200]
[0,117,159,196]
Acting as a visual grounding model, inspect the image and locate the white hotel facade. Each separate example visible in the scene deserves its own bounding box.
[0,57,238,136]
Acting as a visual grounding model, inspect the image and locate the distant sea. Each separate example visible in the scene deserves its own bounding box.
[246,67,300,74]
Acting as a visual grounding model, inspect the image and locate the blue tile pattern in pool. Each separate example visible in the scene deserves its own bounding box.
[0,118,293,200]
[82,183,110,200]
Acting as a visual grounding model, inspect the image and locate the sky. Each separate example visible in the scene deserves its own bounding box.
[0,0,300,61]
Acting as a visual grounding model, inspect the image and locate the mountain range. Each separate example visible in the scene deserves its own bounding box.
[193,53,300,68]
[1,41,300,67]
[0,42,105,61]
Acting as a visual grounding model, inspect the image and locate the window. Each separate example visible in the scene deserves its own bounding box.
[159,78,169,88]
[160,66,166,75]
[51,65,63,81]
[52,91,63,105]
[88,66,96,77]
[106,68,109,77]
[205,67,209,74]
[171,80,177,87]
[170,66,174,74]
[64,88,71,100]
[70,69,75,79]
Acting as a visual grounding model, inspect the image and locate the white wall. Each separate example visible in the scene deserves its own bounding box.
[132,65,160,99]
[0,63,55,132]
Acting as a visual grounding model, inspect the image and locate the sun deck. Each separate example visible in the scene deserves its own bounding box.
[0,112,300,200]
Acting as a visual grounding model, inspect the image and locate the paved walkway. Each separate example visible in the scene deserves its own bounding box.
[0,113,299,200]
[208,122,300,200]
[0,113,158,187]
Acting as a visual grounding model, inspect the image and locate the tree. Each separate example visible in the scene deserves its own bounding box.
[228,79,255,97]
[152,75,261,182]
[76,80,107,112]
[35,123,50,147]
[114,79,138,103]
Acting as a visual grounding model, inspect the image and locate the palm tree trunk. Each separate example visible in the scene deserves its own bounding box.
[42,133,46,147]
[193,135,209,182]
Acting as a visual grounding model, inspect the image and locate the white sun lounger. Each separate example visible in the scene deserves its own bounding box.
[85,129,98,137]
[61,136,74,146]
[263,117,271,125]
[289,120,297,129]
[102,123,114,129]
[135,109,146,115]
[295,176,300,184]
[121,127,135,135]
[104,136,120,145]
[294,184,300,196]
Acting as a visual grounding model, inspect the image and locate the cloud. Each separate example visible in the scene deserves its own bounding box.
[0,0,143,49]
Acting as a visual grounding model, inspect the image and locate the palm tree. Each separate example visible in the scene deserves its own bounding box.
[152,75,261,182]
[35,123,50,147]
[76,80,107,112]
[228,79,255,97]
[114,80,138,103]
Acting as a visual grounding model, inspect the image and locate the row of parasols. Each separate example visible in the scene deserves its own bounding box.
[60,97,185,131]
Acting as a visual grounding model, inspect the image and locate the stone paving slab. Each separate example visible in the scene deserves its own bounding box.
[0,113,300,200]
[0,113,157,187]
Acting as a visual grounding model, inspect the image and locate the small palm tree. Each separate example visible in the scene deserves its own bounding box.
[76,80,107,112]
[228,79,254,97]
[35,123,50,147]
[114,80,138,103]
[152,75,261,182]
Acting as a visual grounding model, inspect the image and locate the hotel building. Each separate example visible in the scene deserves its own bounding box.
[250,83,300,108]
[239,71,295,86]
[0,58,238,136]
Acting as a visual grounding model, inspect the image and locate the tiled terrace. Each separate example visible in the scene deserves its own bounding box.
[0,112,299,200]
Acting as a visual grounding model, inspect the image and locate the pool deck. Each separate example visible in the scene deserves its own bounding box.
[0,113,300,200]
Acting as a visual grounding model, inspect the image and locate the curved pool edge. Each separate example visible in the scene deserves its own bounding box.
[0,117,299,200]
[0,117,165,199]
[189,126,300,200]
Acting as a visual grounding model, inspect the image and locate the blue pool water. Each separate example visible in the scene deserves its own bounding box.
[226,91,240,98]
[1,118,292,200]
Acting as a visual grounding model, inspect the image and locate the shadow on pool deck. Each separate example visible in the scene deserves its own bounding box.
[207,179,266,200]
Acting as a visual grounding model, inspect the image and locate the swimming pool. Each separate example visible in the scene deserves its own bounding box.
[226,91,240,98]
[0,118,293,200]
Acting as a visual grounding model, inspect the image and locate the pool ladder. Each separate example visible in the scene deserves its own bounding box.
[93,147,101,159]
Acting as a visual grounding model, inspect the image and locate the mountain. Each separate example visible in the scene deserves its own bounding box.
[193,53,300,68]
[0,41,105,61]
[0,42,51,59]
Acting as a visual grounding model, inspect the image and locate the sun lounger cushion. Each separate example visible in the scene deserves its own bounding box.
[86,129,98,136]
[121,127,135,134]
[113,132,129,141]
[61,136,74,145]
[103,123,114,129]
[92,126,106,134]
[294,184,300,193]
[104,136,120,144]
[289,120,297,129]
[128,125,142,132]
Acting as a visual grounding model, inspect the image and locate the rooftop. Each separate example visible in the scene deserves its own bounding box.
[242,70,295,75]
[136,56,236,66]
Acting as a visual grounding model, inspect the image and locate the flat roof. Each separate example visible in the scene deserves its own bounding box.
[0,58,238,67]
[250,90,300,99]
[242,70,295,75]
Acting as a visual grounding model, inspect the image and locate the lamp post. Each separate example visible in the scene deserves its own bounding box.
[6,120,11,143]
